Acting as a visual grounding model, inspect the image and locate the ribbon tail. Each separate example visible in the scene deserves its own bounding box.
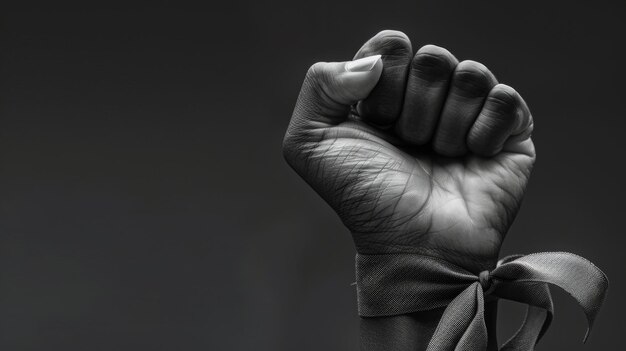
[499,305,550,351]
[427,283,488,351]
[492,252,609,343]
[492,280,554,350]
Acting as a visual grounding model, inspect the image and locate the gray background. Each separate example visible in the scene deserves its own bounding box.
[0,1,624,350]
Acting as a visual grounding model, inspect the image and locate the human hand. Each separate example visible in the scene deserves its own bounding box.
[283,30,534,273]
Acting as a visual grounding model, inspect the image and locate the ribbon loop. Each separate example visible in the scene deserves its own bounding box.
[356,252,609,351]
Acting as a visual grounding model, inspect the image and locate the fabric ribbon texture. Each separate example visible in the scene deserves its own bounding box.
[356,252,608,350]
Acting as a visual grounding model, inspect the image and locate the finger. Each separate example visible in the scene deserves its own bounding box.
[353,30,413,126]
[468,84,534,156]
[433,60,498,156]
[283,55,383,155]
[395,45,458,145]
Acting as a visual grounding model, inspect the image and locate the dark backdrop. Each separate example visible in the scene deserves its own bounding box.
[0,1,624,350]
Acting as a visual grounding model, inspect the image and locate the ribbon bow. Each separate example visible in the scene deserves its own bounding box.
[356,252,608,350]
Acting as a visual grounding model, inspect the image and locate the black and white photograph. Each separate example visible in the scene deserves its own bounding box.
[0,1,623,350]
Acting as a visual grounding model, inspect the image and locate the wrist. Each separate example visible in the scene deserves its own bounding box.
[355,252,502,350]
[352,229,502,275]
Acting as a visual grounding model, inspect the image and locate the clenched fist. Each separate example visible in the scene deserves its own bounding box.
[283,31,534,273]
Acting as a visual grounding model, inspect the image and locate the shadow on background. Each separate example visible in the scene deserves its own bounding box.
[0,1,624,350]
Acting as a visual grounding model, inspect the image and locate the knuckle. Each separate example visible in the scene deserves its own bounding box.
[418,44,450,55]
[376,29,408,38]
[366,30,412,56]
[486,85,519,114]
[411,45,456,79]
[457,60,490,75]
[453,60,495,94]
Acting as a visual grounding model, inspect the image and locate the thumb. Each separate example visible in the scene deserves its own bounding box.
[287,55,383,134]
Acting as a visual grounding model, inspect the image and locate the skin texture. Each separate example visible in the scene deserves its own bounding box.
[283,30,535,349]
[284,30,534,272]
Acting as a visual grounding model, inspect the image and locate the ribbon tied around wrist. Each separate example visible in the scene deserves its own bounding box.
[356,252,608,351]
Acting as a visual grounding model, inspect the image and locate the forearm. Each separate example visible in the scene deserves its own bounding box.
[360,302,498,351]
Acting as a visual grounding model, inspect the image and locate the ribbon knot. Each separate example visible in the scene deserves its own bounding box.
[478,270,491,291]
[356,252,608,351]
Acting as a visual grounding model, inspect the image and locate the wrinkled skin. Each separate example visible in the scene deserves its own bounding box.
[283,31,535,273]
